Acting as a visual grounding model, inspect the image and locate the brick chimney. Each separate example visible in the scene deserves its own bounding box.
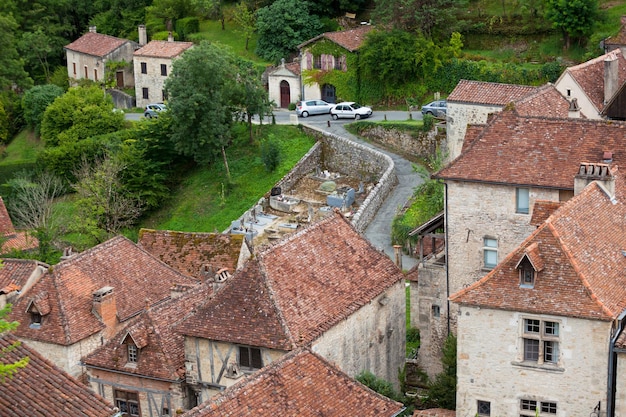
[138,25,147,46]
[604,53,619,104]
[89,26,97,33]
[574,162,616,199]
[92,286,117,337]
[568,98,580,118]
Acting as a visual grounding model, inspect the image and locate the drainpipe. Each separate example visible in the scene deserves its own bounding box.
[445,182,450,336]
[607,310,626,417]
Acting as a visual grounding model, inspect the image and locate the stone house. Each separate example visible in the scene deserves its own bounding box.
[0,333,117,416]
[266,58,302,109]
[176,211,406,404]
[180,348,406,416]
[451,168,626,417]
[554,49,626,120]
[64,26,137,88]
[133,35,193,109]
[414,108,626,378]
[5,235,197,379]
[0,196,38,254]
[445,80,573,161]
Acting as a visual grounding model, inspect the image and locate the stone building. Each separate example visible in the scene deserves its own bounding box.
[64,26,137,88]
[266,58,301,109]
[451,167,626,417]
[133,35,193,108]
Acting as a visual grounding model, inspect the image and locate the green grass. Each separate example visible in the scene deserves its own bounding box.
[196,19,269,65]
[1,129,44,164]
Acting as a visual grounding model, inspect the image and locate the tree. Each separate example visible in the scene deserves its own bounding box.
[0,14,32,91]
[18,29,54,83]
[0,303,29,382]
[545,0,598,49]
[231,57,272,142]
[146,0,194,31]
[0,101,8,144]
[165,41,238,169]
[372,0,464,38]
[22,84,64,135]
[229,1,255,50]
[40,85,124,146]
[255,0,323,62]
[192,0,226,30]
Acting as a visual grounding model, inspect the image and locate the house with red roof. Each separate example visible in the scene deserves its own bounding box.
[0,196,38,254]
[5,235,197,379]
[64,26,137,88]
[0,333,117,417]
[180,348,405,417]
[176,211,406,403]
[450,165,626,416]
[133,37,193,108]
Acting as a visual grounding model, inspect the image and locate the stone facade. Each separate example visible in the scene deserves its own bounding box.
[354,124,442,161]
[65,41,136,87]
[456,306,610,417]
[23,332,101,378]
[446,102,503,161]
[311,279,406,389]
[267,62,301,108]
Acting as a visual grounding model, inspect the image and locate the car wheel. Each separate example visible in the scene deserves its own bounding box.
[355,114,361,120]
[425,111,433,116]
[145,113,152,119]
[332,114,339,120]
[301,111,309,118]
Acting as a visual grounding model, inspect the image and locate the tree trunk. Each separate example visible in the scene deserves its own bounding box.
[221,146,231,182]
[248,113,254,143]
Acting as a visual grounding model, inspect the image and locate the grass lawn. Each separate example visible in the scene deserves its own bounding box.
[1,129,43,164]
[196,19,270,66]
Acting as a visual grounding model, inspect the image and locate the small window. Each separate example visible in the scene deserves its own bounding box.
[162,408,169,416]
[477,400,491,416]
[522,318,559,365]
[516,187,529,214]
[566,89,571,97]
[140,62,147,74]
[334,56,342,70]
[483,237,498,269]
[72,62,76,75]
[432,305,440,318]
[521,399,557,416]
[142,87,149,100]
[160,64,167,76]
[84,66,88,78]
[313,55,322,69]
[239,346,263,370]
[519,258,535,288]
[94,68,98,81]
[115,390,140,417]
[128,343,138,363]
[30,311,42,328]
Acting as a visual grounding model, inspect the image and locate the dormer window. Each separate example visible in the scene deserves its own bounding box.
[30,310,42,328]
[519,258,535,288]
[515,243,544,289]
[127,343,138,363]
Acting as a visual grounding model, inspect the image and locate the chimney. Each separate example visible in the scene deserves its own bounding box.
[604,53,619,104]
[168,31,174,42]
[213,268,231,292]
[92,286,117,337]
[138,25,147,46]
[574,162,615,198]
[568,98,580,118]
[89,26,97,33]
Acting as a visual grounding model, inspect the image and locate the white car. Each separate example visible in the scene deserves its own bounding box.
[330,102,372,120]
[295,100,333,117]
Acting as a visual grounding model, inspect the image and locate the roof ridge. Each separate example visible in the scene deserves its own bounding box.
[568,49,622,72]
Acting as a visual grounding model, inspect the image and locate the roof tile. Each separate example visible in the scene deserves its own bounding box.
[134,40,193,58]
[64,31,131,57]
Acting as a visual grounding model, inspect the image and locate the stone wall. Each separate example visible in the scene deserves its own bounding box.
[108,89,136,109]
[445,102,503,161]
[355,124,441,161]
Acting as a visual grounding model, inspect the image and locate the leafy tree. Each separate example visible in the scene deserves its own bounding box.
[545,0,598,49]
[89,0,151,38]
[0,91,25,139]
[0,14,32,91]
[0,303,29,382]
[229,1,256,50]
[192,0,226,29]
[0,101,8,144]
[372,0,465,38]
[40,85,124,147]
[22,84,64,135]
[306,0,369,18]
[426,333,456,409]
[231,58,272,142]
[165,41,239,170]
[260,135,281,172]
[147,0,194,31]
[255,0,323,62]
[18,29,54,83]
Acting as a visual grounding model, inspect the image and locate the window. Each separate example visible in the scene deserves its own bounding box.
[483,237,498,269]
[477,400,491,416]
[334,56,342,70]
[72,63,76,75]
[160,64,167,76]
[566,89,571,97]
[140,62,147,74]
[523,318,559,364]
[115,390,140,417]
[519,258,535,288]
[520,399,557,416]
[84,66,88,78]
[94,68,98,81]
[516,187,529,214]
[142,87,149,100]
[30,311,42,328]
[128,343,138,363]
[432,305,440,318]
[239,346,263,370]
[162,90,168,101]
[313,55,322,69]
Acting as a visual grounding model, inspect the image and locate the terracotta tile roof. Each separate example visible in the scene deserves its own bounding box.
[1,231,39,253]
[181,349,404,417]
[605,23,626,46]
[83,281,211,381]
[0,196,15,235]
[451,177,626,320]
[134,40,193,58]
[0,259,46,291]
[285,60,300,75]
[138,229,245,280]
[299,25,374,52]
[0,334,116,416]
[64,31,130,57]
[616,330,626,349]
[447,80,537,105]
[177,212,404,348]
[530,200,563,226]
[413,409,456,417]
[8,236,196,346]
[435,109,626,189]
[514,83,577,118]
[559,49,626,112]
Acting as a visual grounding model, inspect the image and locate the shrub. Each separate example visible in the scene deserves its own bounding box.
[260,136,281,172]
[175,17,199,41]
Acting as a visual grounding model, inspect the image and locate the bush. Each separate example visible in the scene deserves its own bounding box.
[261,136,281,172]
[288,102,296,111]
[22,84,64,135]
[175,17,199,41]
[355,371,404,403]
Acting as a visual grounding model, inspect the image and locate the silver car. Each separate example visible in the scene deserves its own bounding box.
[144,103,167,118]
[330,102,373,120]
[421,100,447,117]
[295,100,333,117]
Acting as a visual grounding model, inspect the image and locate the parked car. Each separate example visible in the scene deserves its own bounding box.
[144,103,167,118]
[330,102,373,120]
[295,100,333,117]
[421,100,447,117]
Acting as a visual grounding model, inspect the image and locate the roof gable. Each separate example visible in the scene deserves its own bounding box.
[447,80,537,105]
[0,334,115,416]
[180,349,404,417]
[64,31,131,57]
[299,25,374,52]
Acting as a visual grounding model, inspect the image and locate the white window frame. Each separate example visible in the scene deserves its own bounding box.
[516,187,530,214]
[483,237,498,270]
[520,399,557,416]
[522,318,559,365]
[128,343,138,363]
[519,258,535,288]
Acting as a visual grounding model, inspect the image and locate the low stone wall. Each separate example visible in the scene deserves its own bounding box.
[108,89,136,109]
[355,125,442,161]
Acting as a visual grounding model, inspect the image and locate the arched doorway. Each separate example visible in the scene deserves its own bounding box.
[321,84,336,103]
[280,80,291,108]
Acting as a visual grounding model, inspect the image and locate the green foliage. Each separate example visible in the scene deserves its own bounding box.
[104,61,130,90]
[255,0,323,62]
[37,136,109,183]
[426,334,457,410]
[49,66,70,92]
[0,304,30,382]
[260,135,281,172]
[0,91,25,139]
[22,85,64,135]
[406,327,420,358]
[0,13,33,91]
[229,2,255,51]
[146,0,195,31]
[0,102,8,145]
[355,371,404,402]
[545,0,599,49]
[372,0,466,37]
[175,16,200,40]
[40,86,124,147]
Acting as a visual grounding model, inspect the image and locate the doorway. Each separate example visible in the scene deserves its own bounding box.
[280,80,290,108]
